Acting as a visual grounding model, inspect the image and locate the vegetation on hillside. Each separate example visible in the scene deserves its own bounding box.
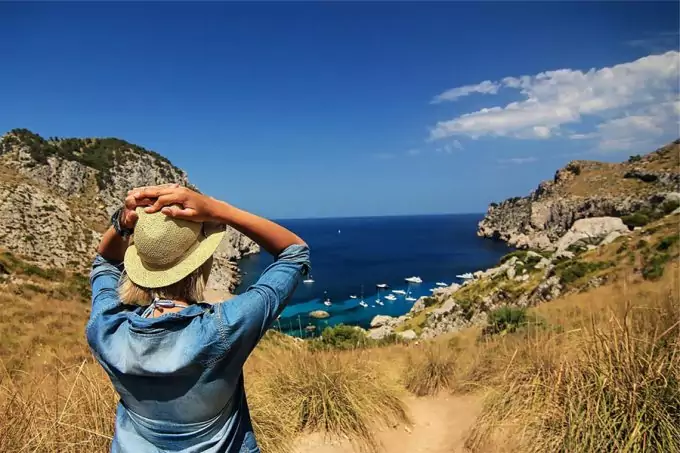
[0,215,677,452]
[1,128,181,188]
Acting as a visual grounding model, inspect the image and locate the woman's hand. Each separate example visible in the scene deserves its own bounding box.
[127,184,221,223]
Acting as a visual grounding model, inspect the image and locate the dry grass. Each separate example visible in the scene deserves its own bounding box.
[252,347,410,452]
[0,357,116,452]
[464,267,680,453]
[403,341,457,396]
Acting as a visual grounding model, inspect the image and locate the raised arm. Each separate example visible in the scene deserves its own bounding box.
[130,185,306,256]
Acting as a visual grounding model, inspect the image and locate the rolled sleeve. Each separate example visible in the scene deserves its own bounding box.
[218,244,310,356]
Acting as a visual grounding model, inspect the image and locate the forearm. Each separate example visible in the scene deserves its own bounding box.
[97,227,130,262]
[209,200,305,256]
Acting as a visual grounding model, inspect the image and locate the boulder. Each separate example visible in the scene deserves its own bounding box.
[398,330,417,340]
[555,217,629,253]
[367,325,393,340]
[370,315,394,328]
[409,298,426,314]
[506,266,516,280]
[535,257,552,269]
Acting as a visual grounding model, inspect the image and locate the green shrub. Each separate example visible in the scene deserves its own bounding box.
[312,324,369,350]
[500,250,527,264]
[657,235,679,251]
[556,260,613,285]
[627,154,642,163]
[566,242,588,254]
[483,306,529,336]
[661,200,680,215]
[622,213,650,228]
[642,253,671,281]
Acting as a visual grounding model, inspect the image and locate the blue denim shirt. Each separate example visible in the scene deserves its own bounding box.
[86,244,310,453]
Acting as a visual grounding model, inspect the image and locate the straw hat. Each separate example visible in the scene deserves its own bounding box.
[124,207,226,288]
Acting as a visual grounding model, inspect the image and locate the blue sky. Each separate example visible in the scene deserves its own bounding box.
[1,2,678,219]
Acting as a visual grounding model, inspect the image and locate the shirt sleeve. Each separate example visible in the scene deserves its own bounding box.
[86,255,125,349]
[217,244,310,358]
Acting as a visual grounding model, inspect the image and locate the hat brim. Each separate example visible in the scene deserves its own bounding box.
[123,223,226,289]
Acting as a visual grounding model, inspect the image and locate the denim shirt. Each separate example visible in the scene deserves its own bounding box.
[86,244,310,453]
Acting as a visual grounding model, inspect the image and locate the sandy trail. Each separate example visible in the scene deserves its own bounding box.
[293,393,482,453]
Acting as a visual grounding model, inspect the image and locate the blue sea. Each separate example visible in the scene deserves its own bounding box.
[235,214,511,336]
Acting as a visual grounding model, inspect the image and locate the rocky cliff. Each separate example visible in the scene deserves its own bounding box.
[0,128,259,292]
[477,139,680,250]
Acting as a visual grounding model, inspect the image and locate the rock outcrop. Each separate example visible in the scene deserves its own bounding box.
[478,140,680,250]
[0,128,259,292]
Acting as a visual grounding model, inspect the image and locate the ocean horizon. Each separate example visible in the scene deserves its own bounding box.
[235,213,512,336]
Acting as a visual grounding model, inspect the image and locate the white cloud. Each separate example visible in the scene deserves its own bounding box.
[596,101,679,151]
[497,157,538,164]
[431,80,500,104]
[429,51,680,145]
[435,139,464,154]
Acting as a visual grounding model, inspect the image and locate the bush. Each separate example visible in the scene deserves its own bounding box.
[642,253,670,281]
[310,324,369,350]
[621,212,650,228]
[404,343,456,396]
[499,250,527,264]
[556,260,613,284]
[262,348,410,452]
[661,200,680,215]
[657,234,679,251]
[483,306,529,336]
[627,154,642,163]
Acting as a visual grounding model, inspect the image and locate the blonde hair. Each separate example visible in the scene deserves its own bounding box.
[119,257,213,305]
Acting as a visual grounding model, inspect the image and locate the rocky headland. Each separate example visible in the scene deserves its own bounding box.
[0,128,259,293]
[367,139,680,341]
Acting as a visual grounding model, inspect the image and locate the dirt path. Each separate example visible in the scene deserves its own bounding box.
[293,393,483,453]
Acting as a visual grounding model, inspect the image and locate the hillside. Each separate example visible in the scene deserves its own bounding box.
[477,139,680,250]
[0,128,259,292]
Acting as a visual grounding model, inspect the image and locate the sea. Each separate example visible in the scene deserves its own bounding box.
[235,214,512,336]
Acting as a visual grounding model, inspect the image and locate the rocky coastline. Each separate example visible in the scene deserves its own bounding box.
[364,139,680,341]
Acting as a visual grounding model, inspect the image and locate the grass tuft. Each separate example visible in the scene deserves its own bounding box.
[403,342,456,396]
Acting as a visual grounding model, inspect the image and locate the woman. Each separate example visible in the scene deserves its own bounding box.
[87,184,310,453]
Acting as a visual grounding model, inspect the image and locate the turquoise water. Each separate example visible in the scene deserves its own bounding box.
[236,214,511,336]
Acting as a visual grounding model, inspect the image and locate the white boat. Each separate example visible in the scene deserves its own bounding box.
[376,300,384,306]
[323,291,332,306]
[303,276,315,284]
[376,283,388,288]
[405,276,423,284]
[429,288,436,292]
[385,294,397,301]
[436,282,448,287]
[349,295,357,299]
[358,285,366,307]
[359,301,368,308]
[392,289,406,295]
[456,272,474,280]
[405,296,417,302]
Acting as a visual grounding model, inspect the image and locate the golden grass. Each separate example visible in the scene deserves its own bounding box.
[252,347,410,452]
[403,342,456,396]
[464,267,680,453]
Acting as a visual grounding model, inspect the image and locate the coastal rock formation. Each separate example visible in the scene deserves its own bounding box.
[309,310,330,320]
[555,217,629,253]
[478,140,680,250]
[0,129,259,292]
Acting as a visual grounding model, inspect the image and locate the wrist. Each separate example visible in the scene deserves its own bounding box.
[208,199,238,225]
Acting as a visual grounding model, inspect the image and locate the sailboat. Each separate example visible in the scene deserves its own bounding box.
[384,294,397,301]
[405,282,417,302]
[349,295,357,299]
[323,291,332,307]
[359,285,368,308]
[303,275,315,284]
[375,286,384,306]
